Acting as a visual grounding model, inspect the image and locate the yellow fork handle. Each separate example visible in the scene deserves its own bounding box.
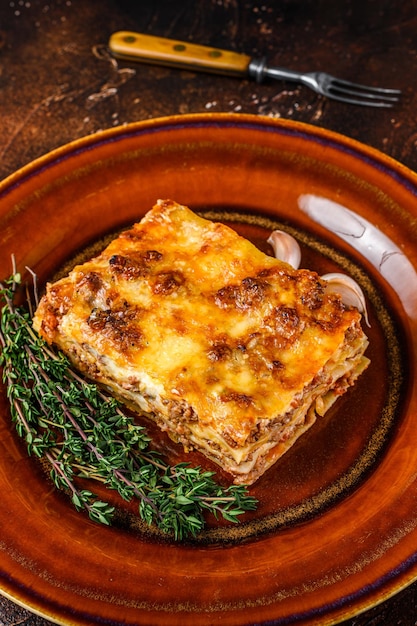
[108,31,251,77]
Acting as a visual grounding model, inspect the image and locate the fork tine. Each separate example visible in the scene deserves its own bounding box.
[331,77,401,96]
[331,81,400,100]
[329,89,400,106]
[327,77,401,107]
[325,93,397,108]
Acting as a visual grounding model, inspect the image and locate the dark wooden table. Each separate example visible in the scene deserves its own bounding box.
[1,0,417,624]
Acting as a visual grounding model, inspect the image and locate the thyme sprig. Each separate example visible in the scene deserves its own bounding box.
[0,271,257,539]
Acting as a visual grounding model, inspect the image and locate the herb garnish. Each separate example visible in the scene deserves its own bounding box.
[0,269,257,540]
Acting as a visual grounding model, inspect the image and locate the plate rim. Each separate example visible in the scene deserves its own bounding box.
[1,112,417,625]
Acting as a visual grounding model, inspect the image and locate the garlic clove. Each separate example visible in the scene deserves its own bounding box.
[267,230,370,326]
[267,230,302,269]
[321,273,370,327]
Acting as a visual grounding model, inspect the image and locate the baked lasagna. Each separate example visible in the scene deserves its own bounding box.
[33,199,370,485]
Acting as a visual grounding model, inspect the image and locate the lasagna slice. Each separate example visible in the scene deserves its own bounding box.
[33,199,370,485]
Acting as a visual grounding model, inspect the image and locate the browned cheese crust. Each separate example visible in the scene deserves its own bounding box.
[33,200,370,484]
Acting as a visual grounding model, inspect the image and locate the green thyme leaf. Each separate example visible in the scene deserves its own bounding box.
[0,271,257,539]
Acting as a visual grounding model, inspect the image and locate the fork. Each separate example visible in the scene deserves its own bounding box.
[109,31,401,108]
[248,59,401,107]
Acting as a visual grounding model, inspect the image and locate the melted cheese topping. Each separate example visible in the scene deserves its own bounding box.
[33,199,369,483]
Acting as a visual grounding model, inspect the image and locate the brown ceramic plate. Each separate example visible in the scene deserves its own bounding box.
[0,113,417,625]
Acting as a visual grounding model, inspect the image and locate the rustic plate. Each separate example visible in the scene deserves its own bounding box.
[0,113,417,625]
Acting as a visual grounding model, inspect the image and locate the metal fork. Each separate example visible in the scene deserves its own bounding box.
[109,32,401,108]
[248,58,401,108]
